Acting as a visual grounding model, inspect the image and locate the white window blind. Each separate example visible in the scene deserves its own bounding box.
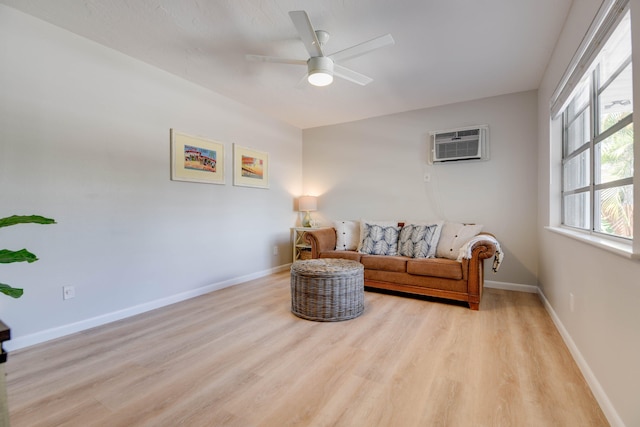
[550,0,629,118]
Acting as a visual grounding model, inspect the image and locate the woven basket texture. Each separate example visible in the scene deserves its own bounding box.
[290,259,364,322]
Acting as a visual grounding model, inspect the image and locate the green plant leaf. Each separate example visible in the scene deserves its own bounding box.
[0,283,23,298]
[1,214,55,298]
[0,249,38,264]
[0,215,56,229]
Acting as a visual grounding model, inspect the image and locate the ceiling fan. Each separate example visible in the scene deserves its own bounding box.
[246,10,394,87]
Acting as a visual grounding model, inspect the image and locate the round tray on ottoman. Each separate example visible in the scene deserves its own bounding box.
[290,258,365,322]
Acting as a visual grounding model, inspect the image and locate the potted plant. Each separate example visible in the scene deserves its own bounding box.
[0,214,55,426]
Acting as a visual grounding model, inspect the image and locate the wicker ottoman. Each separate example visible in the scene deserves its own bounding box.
[290,258,365,322]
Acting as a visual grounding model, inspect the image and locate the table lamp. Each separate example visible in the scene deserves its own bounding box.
[298,196,317,227]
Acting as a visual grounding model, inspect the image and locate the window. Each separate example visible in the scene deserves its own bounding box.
[561,10,633,240]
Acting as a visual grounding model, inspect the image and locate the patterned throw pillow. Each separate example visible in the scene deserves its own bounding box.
[357,220,399,252]
[398,223,441,258]
[358,223,400,255]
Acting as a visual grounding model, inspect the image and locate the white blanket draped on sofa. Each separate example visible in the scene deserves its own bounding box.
[457,235,503,272]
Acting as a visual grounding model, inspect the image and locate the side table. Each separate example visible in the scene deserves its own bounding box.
[291,227,320,261]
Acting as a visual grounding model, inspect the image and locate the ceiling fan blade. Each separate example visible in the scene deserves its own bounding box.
[289,10,324,58]
[334,64,373,86]
[245,54,307,65]
[329,34,394,63]
[295,73,310,89]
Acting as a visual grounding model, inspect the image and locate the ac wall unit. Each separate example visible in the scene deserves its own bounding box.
[429,125,488,164]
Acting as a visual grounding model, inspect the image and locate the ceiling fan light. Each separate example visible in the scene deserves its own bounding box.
[308,71,333,86]
[307,56,334,86]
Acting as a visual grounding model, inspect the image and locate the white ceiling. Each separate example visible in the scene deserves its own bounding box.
[1,0,573,129]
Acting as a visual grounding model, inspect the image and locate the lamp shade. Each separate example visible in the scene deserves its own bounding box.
[298,196,317,212]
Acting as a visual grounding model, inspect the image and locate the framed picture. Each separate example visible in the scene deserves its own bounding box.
[170,129,225,184]
[233,144,269,189]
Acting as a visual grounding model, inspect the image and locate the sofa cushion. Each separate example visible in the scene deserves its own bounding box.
[361,255,408,273]
[397,222,442,258]
[436,222,484,260]
[358,222,401,255]
[364,270,468,293]
[406,258,463,280]
[333,220,360,251]
[319,250,362,262]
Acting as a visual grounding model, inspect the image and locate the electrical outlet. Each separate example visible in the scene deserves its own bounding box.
[273,246,278,256]
[63,286,75,300]
[569,292,575,312]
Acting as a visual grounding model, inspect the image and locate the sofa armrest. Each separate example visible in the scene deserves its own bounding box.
[463,233,499,310]
[469,233,497,260]
[304,228,337,258]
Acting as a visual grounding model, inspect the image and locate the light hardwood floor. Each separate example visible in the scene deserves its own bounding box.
[6,271,608,426]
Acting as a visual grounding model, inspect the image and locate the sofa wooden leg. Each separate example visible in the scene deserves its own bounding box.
[469,302,479,310]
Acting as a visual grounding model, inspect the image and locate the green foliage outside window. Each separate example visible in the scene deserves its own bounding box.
[598,114,633,238]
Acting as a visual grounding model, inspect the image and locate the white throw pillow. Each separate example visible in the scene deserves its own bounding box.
[333,220,360,251]
[436,222,484,259]
[398,221,443,258]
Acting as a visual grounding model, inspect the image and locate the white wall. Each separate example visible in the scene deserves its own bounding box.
[537,0,640,426]
[4,1,637,424]
[303,90,538,286]
[0,5,302,349]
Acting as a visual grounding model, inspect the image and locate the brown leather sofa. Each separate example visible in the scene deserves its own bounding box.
[303,227,497,310]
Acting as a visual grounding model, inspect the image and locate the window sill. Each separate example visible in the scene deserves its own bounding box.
[545,226,639,259]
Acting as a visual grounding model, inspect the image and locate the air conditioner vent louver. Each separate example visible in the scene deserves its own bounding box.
[429,125,488,163]
[435,138,479,160]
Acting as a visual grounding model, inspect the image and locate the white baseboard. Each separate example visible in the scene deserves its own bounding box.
[5,264,291,352]
[485,280,538,293]
[487,280,624,426]
[537,290,625,427]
